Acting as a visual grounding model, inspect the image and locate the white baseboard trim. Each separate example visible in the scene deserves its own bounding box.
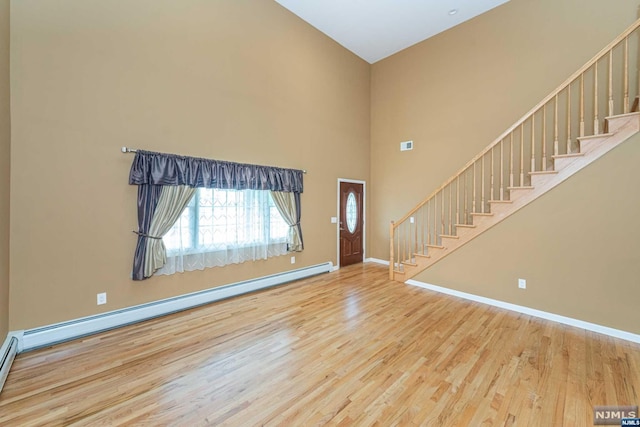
[406,279,640,344]
[0,332,20,394]
[330,266,340,272]
[19,262,333,352]
[365,258,390,266]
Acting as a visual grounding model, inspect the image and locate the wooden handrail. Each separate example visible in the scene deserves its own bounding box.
[393,17,640,229]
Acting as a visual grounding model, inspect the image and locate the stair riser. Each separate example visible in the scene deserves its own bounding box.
[507,188,534,202]
[440,237,459,246]
[470,215,494,228]
[425,247,446,258]
[579,134,616,153]
[486,203,513,220]
[454,227,476,239]
[607,115,633,133]
[579,138,601,153]
[553,157,580,171]
[529,174,557,187]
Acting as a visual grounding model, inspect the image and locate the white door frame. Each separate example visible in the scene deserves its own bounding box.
[336,178,366,270]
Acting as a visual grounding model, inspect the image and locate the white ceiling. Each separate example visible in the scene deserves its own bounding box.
[275,0,510,64]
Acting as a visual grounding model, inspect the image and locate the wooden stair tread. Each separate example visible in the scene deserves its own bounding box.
[508,186,534,190]
[470,212,493,217]
[414,253,431,259]
[401,261,418,267]
[606,111,640,120]
[440,234,459,239]
[426,244,445,249]
[553,152,583,159]
[488,200,512,204]
[529,170,558,176]
[578,132,614,141]
[455,224,476,228]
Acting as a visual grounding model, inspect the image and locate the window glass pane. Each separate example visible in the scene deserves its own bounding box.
[165,188,290,254]
[346,192,357,233]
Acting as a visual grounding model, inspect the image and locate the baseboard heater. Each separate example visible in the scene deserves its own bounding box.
[20,262,333,352]
[0,336,18,393]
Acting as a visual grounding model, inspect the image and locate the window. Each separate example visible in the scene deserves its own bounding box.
[158,188,290,274]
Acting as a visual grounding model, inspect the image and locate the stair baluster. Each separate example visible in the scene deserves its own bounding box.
[490,147,495,202]
[624,38,629,114]
[609,51,614,117]
[580,75,585,137]
[531,115,536,172]
[594,61,600,134]
[554,95,559,156]
[509,134,514,187]
[481,155,485,213]
[520,124,525,185]
[456,176,460,226]
[500,139,505,200]
[567,86,572,153]
[542,104,547,170]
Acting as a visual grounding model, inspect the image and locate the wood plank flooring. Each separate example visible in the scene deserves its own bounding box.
[0,264,638,426]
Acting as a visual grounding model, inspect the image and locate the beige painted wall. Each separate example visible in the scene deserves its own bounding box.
[371,0,640,259]
[415,132,640,334]
[0,0,9,338]
[9,0,370,330]
[370,0,640,333]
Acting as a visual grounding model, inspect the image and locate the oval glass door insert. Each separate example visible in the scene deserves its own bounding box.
[346,192,357,233]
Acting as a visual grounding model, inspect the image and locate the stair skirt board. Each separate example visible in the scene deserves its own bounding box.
[16,262,333,353]
[0,336,19,394]
[406,279,640,344]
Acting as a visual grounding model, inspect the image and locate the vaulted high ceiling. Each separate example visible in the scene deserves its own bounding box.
[274,0,510,63]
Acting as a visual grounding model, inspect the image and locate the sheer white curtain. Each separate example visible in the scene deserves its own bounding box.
[156,189,288,275]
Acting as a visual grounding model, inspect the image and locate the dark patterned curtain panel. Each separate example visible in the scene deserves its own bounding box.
[129,150,304,192]
[129,150,304,281]
[132,184,163,280]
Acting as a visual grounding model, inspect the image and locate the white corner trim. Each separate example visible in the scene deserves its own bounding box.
[21,262,333,352]
[406,279,640,344]
[1,331,23,355]
[0,332,21,394]
[330,266,340,272]
[365,258,390,266]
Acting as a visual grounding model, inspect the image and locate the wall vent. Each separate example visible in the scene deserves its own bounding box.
[400,140,413,151]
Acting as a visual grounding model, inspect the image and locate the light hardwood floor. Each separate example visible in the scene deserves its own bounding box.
[1,264,638,426]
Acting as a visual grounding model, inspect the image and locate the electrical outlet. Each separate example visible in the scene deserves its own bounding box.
[291,256,296,264]
[331,217,337,224]
[518,279,526,289]
[97,292,107,305]
[410,216,415,224]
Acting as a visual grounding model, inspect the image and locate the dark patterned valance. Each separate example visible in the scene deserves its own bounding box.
[128,150,303,193]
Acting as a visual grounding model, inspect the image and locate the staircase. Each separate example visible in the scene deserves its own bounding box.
[390,19,640,282]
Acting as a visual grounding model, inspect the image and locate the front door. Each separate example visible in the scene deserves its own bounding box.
[339,182,364,267]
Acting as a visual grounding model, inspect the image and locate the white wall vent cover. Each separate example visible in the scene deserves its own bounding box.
[400,141,413,151]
